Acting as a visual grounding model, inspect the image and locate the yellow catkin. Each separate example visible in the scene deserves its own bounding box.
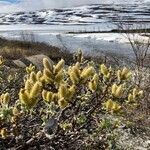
[58,84,67,98]
[111,84,118,96]
[0,128,7,139]
[67,85,76,100]
[19,89,30,105]
[133,88,138,99]
[29,72,37,83]
[115,85,123,98]
[12,107,19,115]
[112,84,123,98]
[138,90,143,97]
[93,74,99,83]
[88,80,97,92]
[117,67,131,80]
[43,58,53,72]
[117,70,121,81]
[29,81,41,98]
[46,92,53,102]
[43,69,53,79]
[128,94,134,102]
[36,71,43,81]
[0,56,4,66]
[112,102,121,112]
[19,88,39,108]
[81,66,95,79]
[69,70,79,84]
[25,80,32,93]
[100,64,109,76]
[54,59,65,74]
[105,99,113,111]
[122,67,128,74]
[3,92,10,105]
[55,70,64,83]
[73,63,80,78]
[77,49,83,62]
[26,64,35,74]
[42,90,47,101]
[89,73,99,92]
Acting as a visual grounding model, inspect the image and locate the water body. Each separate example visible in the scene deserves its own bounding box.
[0,4,149,59]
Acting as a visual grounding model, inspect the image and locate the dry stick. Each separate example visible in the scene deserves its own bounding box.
[78,83,111,131]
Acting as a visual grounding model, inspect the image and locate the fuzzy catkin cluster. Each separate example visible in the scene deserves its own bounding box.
[42,79,76,108]
[127,88,143,103]
[19,72,42,108]
[68,62,95,84]
[26,64,36,74]
[19,54,143,113]
[104,99,121,113]
[111,84,123,98]
[0,92,10,106]
[117,67,131,81]
[88,73,99,92]
[42,58,64,84]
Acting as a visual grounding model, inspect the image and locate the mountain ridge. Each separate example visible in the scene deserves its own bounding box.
[0,4,150,26]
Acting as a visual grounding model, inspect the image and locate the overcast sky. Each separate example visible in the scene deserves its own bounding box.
[0,0,149,13]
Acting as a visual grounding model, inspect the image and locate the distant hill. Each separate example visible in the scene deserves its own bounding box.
[0,3,150,26]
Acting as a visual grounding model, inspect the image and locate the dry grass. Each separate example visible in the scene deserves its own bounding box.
[0,37,73,63]
[0,37,109,66]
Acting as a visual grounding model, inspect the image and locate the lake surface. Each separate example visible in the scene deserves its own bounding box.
[0,3,150,59]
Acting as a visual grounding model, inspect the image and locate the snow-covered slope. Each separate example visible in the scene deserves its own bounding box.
[0,3,150,27]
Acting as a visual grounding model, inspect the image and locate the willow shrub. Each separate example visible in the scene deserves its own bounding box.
[0,52,144,148]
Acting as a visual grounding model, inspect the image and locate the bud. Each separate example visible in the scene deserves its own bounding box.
[133,88,138,99]
[112,84,123,98]
[42,90,47,101]
[112,84,118,96]
[81,66,95,79]
[58,84,67,98]
[73,63,81,78]
[67,85,76,100]
[29,72,37,83]
[55,70,64,84]
[117,67,132,81]
[43,69,54,80]
[19,89,29,106]
[76,49,83,62]
[25,80,32,94]
[12,107,19,115]
[104,99,113,111]
[2,92,10,105]
[88,80,97,92]
[0,128,8,139]
[43,58,53,72]
[100,64,109,76]
[112,102,121,112]
[128,93,134,102]
[115,85,123,98]
[26,64,35,74]
[29,81,42,98]
[138,90,143,97]
[117,70,121,81]
[93,74,99,83]
[46,92,53,103]
[69,70,79,84]
[54,59,65,74]
[36,71,43,81]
